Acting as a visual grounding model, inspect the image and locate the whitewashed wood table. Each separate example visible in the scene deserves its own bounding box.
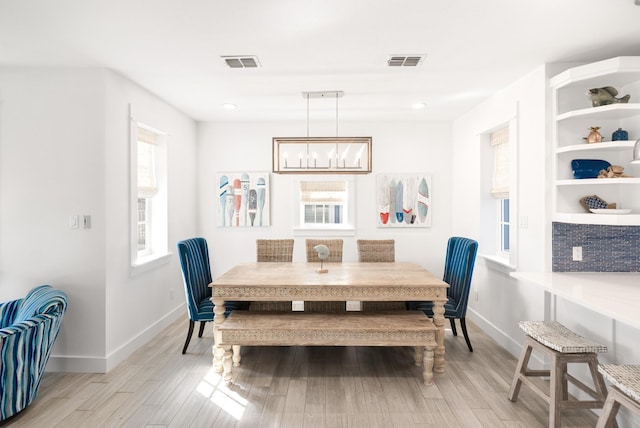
[209,262,449,374]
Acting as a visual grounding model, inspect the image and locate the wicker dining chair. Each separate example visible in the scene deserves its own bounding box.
[304,239,346,312]
[357,239,395,262]
[256,239,294,263]
[251,239,295,311]
[357,239,405,311]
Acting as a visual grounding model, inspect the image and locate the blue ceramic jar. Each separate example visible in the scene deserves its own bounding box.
[612,128,629,141]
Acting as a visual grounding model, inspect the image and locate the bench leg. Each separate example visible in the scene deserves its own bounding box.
[222,344,233,384]
[596,388,621,428]
[414,346,423,366]
[423,346,435,385]
[508,341,533,402]
[232,345,241,367]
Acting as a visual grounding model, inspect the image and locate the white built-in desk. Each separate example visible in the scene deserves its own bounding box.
[511,272,640,330]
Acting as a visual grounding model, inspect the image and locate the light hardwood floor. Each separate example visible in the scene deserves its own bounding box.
[1,316,600,428]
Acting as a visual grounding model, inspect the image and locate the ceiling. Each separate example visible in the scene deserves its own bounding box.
[1,0,640,123]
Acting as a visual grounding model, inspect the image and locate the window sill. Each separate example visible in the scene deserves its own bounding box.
[479,253,516,275]
[130,252,172,276]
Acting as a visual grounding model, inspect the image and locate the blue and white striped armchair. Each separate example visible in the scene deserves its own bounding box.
[0,285,68,420]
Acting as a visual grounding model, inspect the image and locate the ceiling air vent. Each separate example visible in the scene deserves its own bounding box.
[387,55,426,67]
[221,55,261,68]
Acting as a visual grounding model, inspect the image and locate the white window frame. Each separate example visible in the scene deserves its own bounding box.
[129,107,170,274]
[479,116,518,273]
[292,176,356,236]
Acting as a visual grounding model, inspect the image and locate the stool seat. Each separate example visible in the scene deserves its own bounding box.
[509,321,609,428]
[596,365,640,427]
[519,321,608,354]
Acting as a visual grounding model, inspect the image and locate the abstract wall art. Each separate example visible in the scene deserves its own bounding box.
[376,174,431,227]
[217,172,270,227]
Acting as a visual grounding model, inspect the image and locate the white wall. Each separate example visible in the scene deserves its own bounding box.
[0,68,197,372]
[198,121,454,279]
[103,70,198,371]
[0,68,108,361]
[452,66,549,355]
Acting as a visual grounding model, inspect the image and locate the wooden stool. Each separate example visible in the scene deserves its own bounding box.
[596,364,640,428]
[508,321,609,428]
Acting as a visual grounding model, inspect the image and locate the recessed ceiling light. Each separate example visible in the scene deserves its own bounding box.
[223,103,237,110]
[412,102,427,109]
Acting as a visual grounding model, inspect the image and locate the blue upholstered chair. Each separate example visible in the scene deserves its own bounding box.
[177,237,248,354]
[0,285,68,420]
[408,236,478,352]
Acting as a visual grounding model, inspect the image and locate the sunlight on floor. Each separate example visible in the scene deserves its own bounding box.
[196,367,248,420]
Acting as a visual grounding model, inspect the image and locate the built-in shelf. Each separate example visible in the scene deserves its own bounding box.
[554,212,640,226]
[556,177,640,186]
[551,57,640,226]
[556,104,640,122]
[556,140,636,154]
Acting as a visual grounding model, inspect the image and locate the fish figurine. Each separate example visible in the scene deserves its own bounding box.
[248,189,257,226]
[586,87,630,107]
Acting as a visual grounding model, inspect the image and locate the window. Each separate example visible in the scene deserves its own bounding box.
[491,127,510,255]
[480,119,517,272]
[294,177,355,235]
[130,118,169,271]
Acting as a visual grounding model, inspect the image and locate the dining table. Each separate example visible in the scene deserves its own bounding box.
[209,261,449,373]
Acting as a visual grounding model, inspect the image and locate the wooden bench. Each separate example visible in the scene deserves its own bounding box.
[217,310,438,385]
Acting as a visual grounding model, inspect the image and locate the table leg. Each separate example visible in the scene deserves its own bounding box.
[423,346,435,385]
[232,345,241,367]
[432,300,445,373]
[212,298,226,373]
[414,346,423,366]
[222,344,233,384]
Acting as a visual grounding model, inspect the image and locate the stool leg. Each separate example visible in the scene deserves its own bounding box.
[550,354,563,428]
[508,342,533,402]
[596,389,621,428]
[588,358,608,403]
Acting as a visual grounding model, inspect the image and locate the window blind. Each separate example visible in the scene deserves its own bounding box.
[137,126,157,197]
[490,127,509,198]
[300,181,347,204]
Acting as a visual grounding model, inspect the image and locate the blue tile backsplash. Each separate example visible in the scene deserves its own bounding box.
[552,222,640,272]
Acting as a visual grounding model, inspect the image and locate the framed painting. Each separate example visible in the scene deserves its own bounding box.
[376,173,431,227]
[217,172,270,227]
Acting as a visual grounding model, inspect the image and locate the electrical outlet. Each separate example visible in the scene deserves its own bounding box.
[474,290,479,301]
[572,246,583,261]
[169,289,175,300]
[69,215,79,229]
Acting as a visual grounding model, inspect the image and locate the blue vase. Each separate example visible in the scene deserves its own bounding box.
[612,128,628,141]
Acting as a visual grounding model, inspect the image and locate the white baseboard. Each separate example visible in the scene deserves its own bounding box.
[47,304,185,373]
[466,307,545,369]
